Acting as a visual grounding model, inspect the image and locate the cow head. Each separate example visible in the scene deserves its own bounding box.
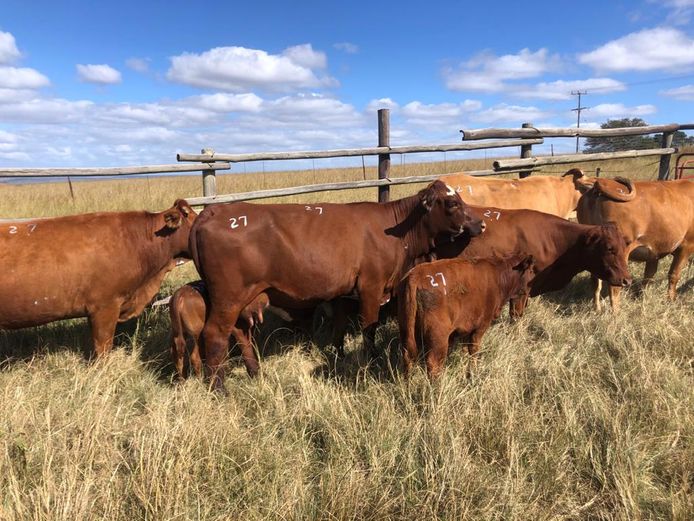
[158,199,198,257]
[583,222,632,287]
[419,180,485,239]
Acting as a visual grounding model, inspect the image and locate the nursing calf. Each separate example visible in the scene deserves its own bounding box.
[577,177,694,309]
[0,200,196,356]
[189,181,485,392]
[398,255,535,379]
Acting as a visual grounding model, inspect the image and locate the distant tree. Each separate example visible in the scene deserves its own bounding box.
[583,118,655,153]
[583,118,694,153]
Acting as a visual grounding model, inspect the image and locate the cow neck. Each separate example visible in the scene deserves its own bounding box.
[143,212,185,266]
[388,194,432,260]
[530,220,591,294]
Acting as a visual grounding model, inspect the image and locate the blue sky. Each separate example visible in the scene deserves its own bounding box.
[1,0,693,168]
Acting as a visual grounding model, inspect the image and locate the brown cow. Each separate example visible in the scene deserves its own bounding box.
[398,254,535,379]
[577,176,694,309]
[433,206,632,317]
[0,200,196,356]
[170,281,270,379]
[440,169,592,219]
[189,180,485,392]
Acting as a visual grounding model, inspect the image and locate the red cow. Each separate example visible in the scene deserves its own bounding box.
[398,254,535,378]
[0,200,196,356]
[432,206,632,317]
[189,181,485,392]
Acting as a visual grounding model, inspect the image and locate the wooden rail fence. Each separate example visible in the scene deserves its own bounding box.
[1,110,692,207]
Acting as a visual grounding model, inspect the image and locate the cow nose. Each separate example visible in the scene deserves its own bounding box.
[622,277,632,287]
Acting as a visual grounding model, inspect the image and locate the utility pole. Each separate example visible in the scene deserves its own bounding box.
[571,90,589,153]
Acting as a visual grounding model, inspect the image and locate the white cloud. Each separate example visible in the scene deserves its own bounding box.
[281,44,326,69]
[76,64,122,85]
[0,87,42,104]
[366,98,399,112]
[0,31,21,64]
[661,84,694,100]
[586,103,657,119]
[334,42,359,54]
[444,48,560,93]
[471,103,552,124]
[578,27,694,72]
[189,92,263,113]
[126,57,150,73]
[511,78,625,100]
[651,0,694,24]
[167,45,337,92]
[0,66,50,89]
[401,100,482,126]
[0,98,94,124]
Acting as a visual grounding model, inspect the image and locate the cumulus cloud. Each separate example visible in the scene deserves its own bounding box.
[366,98,399,112]
[401,100,482,126]
[76,64,122,85]
[471,103,552,124]
[586,103,657,119]
[511,78,625,100]
[578,27,694,71]
[167,44,337,92]
[0,31,21,64]
[334,42,359,54]
[0,67,50,89]
[188,92,263,113]
[444,48,560,93]
[661,83,694,100]
[126,57,150,73]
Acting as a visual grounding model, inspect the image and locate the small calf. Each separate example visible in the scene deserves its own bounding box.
[169,282,270,379]
[398,254,535,379]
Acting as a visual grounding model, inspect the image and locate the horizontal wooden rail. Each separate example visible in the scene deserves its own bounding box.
[493,147,677,171]
[185,168,537,206]
[0,162,231,178]
[176,139,543,163]
[460,123,693,141]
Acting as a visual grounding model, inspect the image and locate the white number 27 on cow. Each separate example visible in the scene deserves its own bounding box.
[229,215,248,229]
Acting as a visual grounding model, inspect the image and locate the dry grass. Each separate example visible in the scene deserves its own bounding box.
[0,153,692,520]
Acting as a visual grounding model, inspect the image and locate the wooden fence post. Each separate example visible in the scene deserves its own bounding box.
[519,122,533,178]
[658,131,674,180]
[201,148,217,197]
[378,109,390,202]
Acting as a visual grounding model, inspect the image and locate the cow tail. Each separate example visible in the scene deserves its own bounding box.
[397,277,419,372]
[188,221,205,281]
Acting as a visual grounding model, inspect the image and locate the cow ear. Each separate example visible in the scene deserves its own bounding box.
[164,208,183,229]
[175,199,193,216]
[420,187,436,212]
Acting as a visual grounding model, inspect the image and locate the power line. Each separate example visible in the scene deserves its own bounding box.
[571,90,589,153]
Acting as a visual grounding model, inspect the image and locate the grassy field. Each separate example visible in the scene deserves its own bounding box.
[0,154,692,520]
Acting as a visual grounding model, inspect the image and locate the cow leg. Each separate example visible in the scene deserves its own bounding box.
[330,299,351,358]
[465,326,488,379]
[358,296,382,361]
[643,258,659,288]
[608,284,622,312]
[400,318,419,379]
[202,305,240,394]
[231,324,259,378]
[170,333,187,380]
[189,335,203,378]
[88,305,121,358]
[509,293,529,321]
[591,275,603,312]
[667,247,692,300]
[424,326,450,380]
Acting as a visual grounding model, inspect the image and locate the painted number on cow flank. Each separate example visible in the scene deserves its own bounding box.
[229,216,248,229]
[483,210,501,220]
[426,272,447,295]
[305,206,323,214]
[7,223,37,235]
[455,185,473,195]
